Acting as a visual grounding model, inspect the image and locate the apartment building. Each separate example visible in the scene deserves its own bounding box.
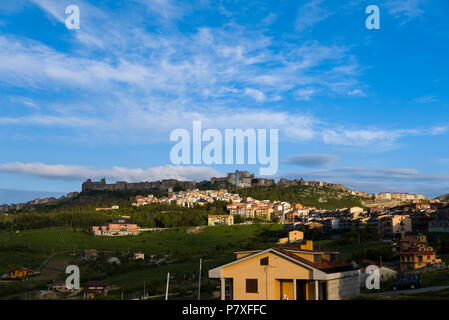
[378,215,412,236]
[91,218,141,236]
[396,235,442,271]
[208,214,234,226]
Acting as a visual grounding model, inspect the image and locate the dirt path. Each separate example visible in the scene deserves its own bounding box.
[35,257,70,281]
[186,226,206,234]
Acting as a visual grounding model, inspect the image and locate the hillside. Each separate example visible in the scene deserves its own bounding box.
[234,185,371,210]
[437,194,449,201]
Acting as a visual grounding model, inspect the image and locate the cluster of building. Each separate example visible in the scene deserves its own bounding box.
[91,217,141,236]
[374,192,425,202]
[80,170,427,201]
[227,198,295,221]
[82,178,197,192]
[131,189,241,208]
[0,192,79,213]
[2,170,431,215]
[281,202,449,238]
[210,171,275,188]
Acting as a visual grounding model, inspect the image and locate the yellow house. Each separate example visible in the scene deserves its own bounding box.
[10,267,35,279]
[209,240,360,300]
[278,230,304,244]
[255,206,272,221]
[208,214,234,226]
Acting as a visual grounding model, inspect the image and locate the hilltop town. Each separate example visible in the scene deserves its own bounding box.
[1,170,449,301]
[0,170,432,214]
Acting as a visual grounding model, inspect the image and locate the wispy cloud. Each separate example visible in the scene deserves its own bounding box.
[294,88,316,101]
[9,96,38,109]
[321,126,448,148]
[413,95,437,104]
[386,0,426,23]
[296,0,332,32]
[283,166,449,196]
[244,88,266,102]
[136,0,188,21]
[0,162,223,182]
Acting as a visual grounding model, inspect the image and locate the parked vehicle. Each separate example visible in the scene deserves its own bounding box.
[391,274,421,290]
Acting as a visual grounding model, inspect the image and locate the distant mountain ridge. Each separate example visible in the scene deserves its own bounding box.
[437,193,449,201]
[0,188,66,205]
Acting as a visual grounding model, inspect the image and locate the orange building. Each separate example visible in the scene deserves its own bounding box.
[397,235,442,270]
[91,218,140,236]
[10,267,35,279]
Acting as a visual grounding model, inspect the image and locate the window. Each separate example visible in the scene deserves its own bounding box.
[260,257,269,266]
[246,279,258,293]
[314,254,321,263]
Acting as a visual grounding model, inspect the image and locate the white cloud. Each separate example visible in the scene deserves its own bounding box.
[0,162,223,182]
[386,0,426,23]
[296,0,332,32]
[136,0,187,21]
[0,0,445,151]
[321,126,448,148]
[283,166,449,196]
[413,95,437,104]
[244,88,266,102]
[9,96,38,109]
[347,89,364,96]
[294,88,316,101]
[387,0,425,17]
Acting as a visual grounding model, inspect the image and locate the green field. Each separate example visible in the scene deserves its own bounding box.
[0,224,282,257]
[0,223,284,299]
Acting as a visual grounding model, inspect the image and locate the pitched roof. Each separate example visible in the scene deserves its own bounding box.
[272,248,353,273]
[230,247,354,274]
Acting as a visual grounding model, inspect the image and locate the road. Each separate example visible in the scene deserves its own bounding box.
[366,285,449,296]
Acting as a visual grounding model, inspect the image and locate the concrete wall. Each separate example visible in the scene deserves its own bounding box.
[326,274,360,300]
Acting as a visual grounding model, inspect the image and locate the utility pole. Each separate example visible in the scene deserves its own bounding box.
[165,272,170,300]
[198,258,202,300]
[143,281,146,299]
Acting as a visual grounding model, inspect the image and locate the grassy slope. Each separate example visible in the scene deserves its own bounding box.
[0,224,282,275]
[234,185,370,210]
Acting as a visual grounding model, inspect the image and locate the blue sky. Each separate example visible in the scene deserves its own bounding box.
[0,0,448,201]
